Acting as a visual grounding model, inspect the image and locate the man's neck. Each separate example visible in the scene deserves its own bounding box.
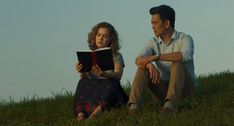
[161,29,174,45]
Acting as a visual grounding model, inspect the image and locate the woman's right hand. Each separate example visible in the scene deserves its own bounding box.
[75,62,83,73]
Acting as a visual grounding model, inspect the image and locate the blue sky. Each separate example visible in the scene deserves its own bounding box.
[0,0,234,102]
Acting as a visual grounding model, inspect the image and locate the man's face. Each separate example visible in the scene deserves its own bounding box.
[151,14,167,37]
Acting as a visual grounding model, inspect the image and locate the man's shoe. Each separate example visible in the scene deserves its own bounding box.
[128,109,137,116]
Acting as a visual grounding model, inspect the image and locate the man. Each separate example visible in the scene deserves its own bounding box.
[128,5,196,116]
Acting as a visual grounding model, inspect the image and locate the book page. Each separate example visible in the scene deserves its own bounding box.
[94,47,111,51]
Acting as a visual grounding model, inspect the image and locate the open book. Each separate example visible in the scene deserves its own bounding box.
[76,47,114,72]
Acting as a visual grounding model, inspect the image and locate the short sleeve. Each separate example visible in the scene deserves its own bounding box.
[113,53,125,67]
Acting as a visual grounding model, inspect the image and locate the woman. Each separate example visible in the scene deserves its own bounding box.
[74,22,128,122]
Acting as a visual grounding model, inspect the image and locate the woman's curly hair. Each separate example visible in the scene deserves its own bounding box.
[87,22,120,54]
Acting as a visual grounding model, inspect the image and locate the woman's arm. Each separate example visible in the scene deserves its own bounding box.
[100,63,123,80]
[91,63,123,80]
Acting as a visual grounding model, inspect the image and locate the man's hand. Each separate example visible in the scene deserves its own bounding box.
[136,55,156,68]
[146,63,160,84]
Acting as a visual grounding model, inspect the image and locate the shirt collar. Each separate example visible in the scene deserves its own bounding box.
[156,30,177,44]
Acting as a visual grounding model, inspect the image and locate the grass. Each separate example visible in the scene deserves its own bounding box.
[0,71,234,126]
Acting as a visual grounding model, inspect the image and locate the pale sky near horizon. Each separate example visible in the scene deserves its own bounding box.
[1,0,234,102]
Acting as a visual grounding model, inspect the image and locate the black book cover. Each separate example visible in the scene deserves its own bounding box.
[76,47,114,72]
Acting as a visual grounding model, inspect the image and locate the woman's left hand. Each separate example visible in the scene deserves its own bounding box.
[91,65,103,77]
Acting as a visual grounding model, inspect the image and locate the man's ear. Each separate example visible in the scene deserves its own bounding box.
[165,20,170,28]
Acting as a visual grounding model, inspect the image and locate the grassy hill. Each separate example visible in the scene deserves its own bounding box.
[0,71,234,126]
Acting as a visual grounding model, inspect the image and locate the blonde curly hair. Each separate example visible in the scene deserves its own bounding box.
[87,22,120,54]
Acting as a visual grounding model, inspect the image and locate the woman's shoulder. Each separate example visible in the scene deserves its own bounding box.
[113,52,124,66]
[113,52,124,61]
[113,52,123,57]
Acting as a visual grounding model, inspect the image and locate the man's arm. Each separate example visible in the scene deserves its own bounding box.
[157,51,183,62]
[136,51,182,68]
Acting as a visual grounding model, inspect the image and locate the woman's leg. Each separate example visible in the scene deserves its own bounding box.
[88,105,102,119]
[76,112,86,123]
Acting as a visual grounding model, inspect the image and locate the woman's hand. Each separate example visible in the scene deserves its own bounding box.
[75,62,83,73]
[91,65,103,77]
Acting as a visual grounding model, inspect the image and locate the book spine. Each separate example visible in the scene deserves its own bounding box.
[91,52,97,65]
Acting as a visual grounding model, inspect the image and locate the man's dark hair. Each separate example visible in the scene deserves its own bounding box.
[150,5,175,28]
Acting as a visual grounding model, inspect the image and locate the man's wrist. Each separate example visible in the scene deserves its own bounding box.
[155,54,160,61]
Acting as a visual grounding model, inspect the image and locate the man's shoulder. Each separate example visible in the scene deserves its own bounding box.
[175,33,194,45]
[147,37,156,42]
[144,38,159,47]
[175,30,192,39]
[146,37,159,43]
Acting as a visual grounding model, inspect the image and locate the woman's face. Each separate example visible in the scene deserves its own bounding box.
[95,27,110,48]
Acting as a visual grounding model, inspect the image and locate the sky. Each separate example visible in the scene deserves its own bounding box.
[0,0,234,102]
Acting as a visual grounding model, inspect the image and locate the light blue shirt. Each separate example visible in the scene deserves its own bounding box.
[138,30,196,85]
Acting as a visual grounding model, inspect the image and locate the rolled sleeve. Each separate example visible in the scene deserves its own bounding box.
[181,35,194,62]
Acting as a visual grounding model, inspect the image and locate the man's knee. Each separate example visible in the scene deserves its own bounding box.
[136,68,148,73]
[135,68,149,78]
[170,62,184,71]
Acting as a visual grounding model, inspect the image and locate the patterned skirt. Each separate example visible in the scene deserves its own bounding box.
[74,78,128,117]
